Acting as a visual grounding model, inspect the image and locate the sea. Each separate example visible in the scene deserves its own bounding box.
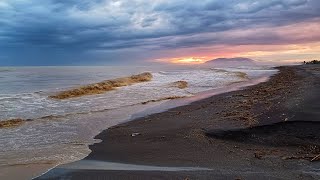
[0,65,277,179]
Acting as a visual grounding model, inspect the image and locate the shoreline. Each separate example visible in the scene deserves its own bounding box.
[0,67,274,180]
[38,65,320,179]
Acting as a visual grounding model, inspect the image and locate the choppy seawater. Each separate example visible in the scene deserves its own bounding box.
[0,65,277,179]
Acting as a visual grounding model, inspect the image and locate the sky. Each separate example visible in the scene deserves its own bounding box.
[0,0,319,66]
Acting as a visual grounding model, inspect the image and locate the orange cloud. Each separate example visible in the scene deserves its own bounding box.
[152,20,320,64]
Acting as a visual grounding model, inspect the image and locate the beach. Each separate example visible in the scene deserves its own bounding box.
[2,1,320,179]
[0,65,275,180]
[37,64,320,179]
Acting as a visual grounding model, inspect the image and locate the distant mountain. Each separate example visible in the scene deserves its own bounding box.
[205,57,256,67]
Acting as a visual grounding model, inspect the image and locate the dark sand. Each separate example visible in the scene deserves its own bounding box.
[37,65,320,180]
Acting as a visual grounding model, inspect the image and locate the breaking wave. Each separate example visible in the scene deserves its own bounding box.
[141,96,187,104]
[0,68,15,73]
[0,68,253,129]
[168,81,188,89]
[50,72,153,99]
[0,119,26,128]
[234,71,248,79]
[0,94,190,129]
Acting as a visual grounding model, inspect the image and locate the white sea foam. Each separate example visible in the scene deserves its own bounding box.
[0,68,250,120]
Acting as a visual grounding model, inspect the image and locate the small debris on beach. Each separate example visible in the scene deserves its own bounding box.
[282,155,313,161]
[131,133,141,137]
[254,151,266,159]
[311,154,320,162]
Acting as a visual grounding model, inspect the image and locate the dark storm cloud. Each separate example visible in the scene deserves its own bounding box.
[0,0,319,65]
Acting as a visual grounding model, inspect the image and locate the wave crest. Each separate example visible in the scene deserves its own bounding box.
[141,96,187,105]
[234,72,248,79]
[50,72,153,99]
[0,118,25,128]
[169,81,188,89]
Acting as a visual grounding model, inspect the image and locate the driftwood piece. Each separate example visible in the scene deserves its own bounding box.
[311,154,320,162]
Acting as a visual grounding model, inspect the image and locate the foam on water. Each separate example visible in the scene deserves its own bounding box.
[0,68,249,120]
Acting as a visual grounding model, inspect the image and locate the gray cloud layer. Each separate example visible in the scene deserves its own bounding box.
[0,0,319,65]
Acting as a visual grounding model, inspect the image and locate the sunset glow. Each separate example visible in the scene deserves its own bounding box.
[151,19,320,65]
[153,41,320,65]
[155,57,211,64]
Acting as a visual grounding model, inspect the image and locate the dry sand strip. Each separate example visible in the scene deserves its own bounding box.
[37,65,320,180]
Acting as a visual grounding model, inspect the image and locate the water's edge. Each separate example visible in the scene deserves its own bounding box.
[33,71,276,180]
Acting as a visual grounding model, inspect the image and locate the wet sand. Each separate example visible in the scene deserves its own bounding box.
[37,65,320,180]
[0,163,57,180]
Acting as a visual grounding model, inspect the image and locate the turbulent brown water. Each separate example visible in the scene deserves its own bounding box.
[50,72,153,99]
